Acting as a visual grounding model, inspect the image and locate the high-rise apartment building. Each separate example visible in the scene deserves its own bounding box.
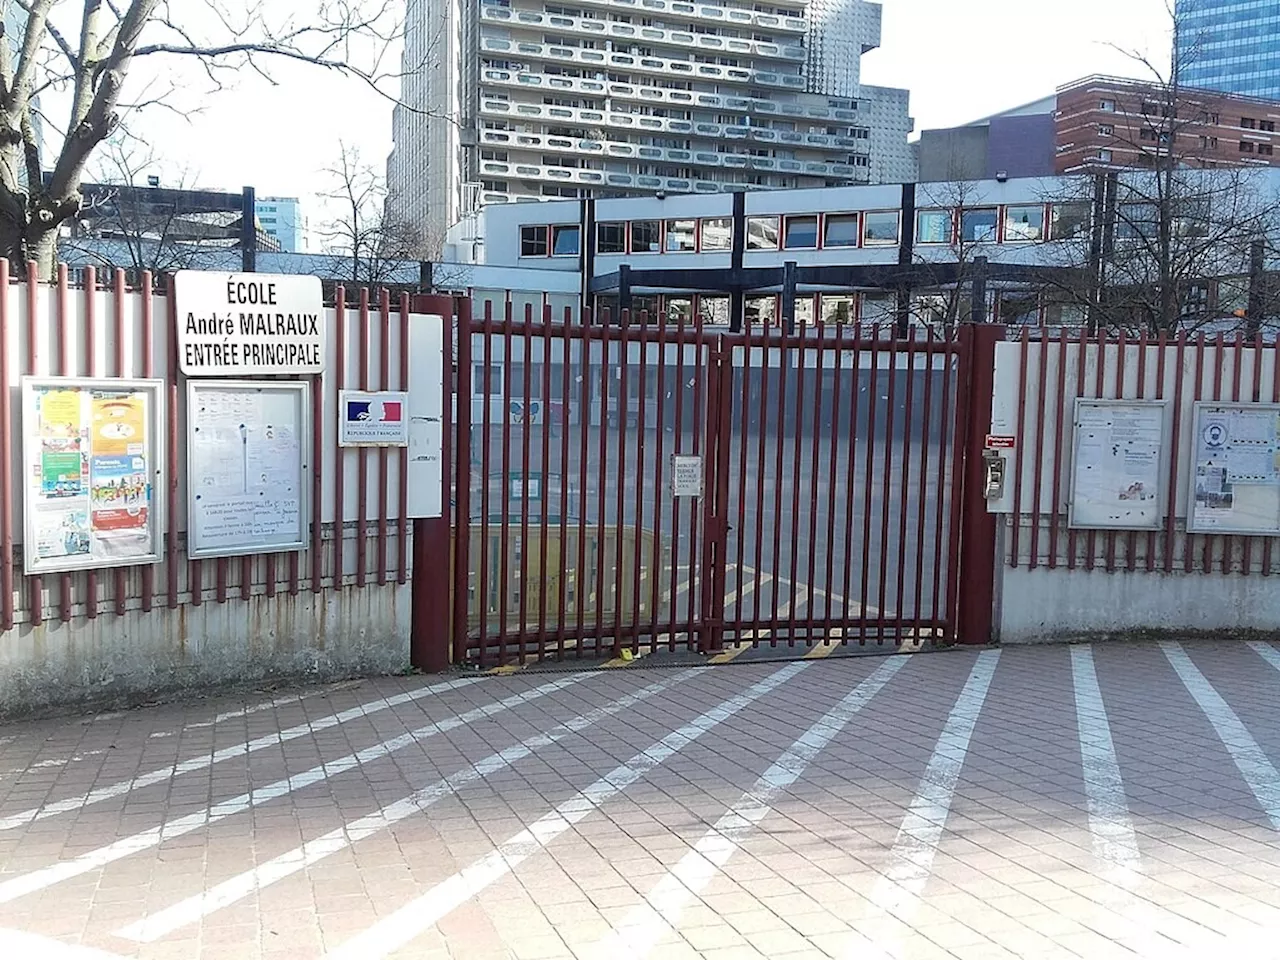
[1177,0,1280,100]
[387,0,916,236]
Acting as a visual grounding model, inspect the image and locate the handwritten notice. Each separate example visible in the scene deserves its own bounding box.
[670,455,704,498]
[187,381,309,558]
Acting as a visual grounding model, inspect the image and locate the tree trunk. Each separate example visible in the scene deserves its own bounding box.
[0,220,58,279]
[27,225,58,280]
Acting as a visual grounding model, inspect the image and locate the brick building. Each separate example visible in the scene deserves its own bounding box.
[1055,75,1280,173]
[916,74,1280,181]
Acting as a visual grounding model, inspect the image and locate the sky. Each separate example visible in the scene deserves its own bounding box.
[92,0,1177,250]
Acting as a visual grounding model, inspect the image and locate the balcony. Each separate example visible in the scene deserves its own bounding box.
[478,128,866,178]
[480,68,865,124]
[478,98,871,154]
[481,7,805,61]
[476,158,723,193]
[474,158,863,196]
[478,37,806,90]
[494,0,807,34]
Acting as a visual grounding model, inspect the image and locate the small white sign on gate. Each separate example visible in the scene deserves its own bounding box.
[670,455,703,498]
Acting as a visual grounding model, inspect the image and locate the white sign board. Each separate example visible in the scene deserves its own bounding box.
[174,271,324,376]
[338,391,410,447]
[407,313,445,519]
[186,380,309,558]
[1068,399,1168,531]
[1187,402,1280,535]
[21,377,165,574]
[671,455,703,498]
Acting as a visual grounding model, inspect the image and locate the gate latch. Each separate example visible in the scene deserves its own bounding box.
[981,449,1006,500]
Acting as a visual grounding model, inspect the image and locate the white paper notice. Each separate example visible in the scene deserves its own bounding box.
[1070,401,1165,530]
[188,382,307,557]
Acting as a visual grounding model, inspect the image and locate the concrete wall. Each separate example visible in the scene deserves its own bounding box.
[917,127,990,183]
[0,581,411,715]
[1000,566,1280,642]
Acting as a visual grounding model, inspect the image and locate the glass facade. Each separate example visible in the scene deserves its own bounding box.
[1177,0,1280,100]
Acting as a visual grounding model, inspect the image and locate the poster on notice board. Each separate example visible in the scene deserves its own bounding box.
[1187,402,1280,535]
[21,377,165,574]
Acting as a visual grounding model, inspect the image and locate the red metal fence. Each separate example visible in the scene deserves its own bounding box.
[1000,328,1280,575]
[451,305,977,668]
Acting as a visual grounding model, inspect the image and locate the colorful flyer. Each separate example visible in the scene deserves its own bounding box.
[33,504,91,560]
[38,389,82,441]
[40,450,84,498]
[90,455,149,532]
[92,392,145,456]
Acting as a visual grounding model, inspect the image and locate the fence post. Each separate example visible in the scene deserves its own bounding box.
[410,294,457,672]
[955,322,1005,645]
[698,336,733,653]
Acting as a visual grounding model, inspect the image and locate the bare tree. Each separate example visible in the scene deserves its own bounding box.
[1035,2,1280,332]
[0,1,432,275]
[317,142,426,287]
[59,133,222,275]
[909,174,995,333]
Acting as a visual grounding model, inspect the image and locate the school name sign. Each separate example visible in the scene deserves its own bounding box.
[174,272,325,376]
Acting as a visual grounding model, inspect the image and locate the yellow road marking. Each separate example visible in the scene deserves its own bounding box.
[709,584,806,665]
[705,575,773,664]
[802,638,841,659]
[603,567,702,667]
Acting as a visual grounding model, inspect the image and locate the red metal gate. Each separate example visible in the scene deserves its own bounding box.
[451,304,977,668]
[700,324,972,658]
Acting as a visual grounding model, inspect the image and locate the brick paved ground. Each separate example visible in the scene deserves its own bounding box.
[1,641,1280,959]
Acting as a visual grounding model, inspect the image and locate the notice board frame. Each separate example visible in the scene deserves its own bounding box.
[185,379,311,560]
[1067,398,1170,532]
[1186,400,1280,537]
[21,376,166,575]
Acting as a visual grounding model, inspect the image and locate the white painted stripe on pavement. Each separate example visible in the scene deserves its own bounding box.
[1162,641,1280,831]
[1248,639,1280,675]
[1070,645,1142,884]
[1072,644,1250,958]
[0,674,488,832]
[0,928,126,959]
[845,650,1000,960]
[0,673,591,905]
[873,650,1000,908]
[116,672,693,942]
[148,687,342,738]
[323,660,811,960]
[596,656,907,960]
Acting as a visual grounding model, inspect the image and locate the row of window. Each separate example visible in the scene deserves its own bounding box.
[593,290,1095,328]
[1096,98,1280,133]
[520,202,1097,259]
